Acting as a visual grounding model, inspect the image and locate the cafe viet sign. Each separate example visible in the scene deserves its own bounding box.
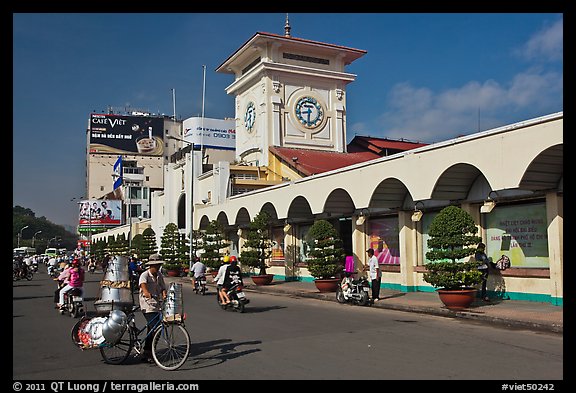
[89,114,164,156]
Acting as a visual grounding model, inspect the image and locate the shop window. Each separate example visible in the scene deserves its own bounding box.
[368,216,400,265]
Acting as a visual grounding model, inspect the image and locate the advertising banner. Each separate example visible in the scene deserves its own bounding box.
[183,117,235,150]
[89,114,164,155]
[368,216,400,265]
[78,200,122,227]
[485,203,549,268]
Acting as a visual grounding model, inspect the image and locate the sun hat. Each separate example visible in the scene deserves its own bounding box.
[145,254,165,266]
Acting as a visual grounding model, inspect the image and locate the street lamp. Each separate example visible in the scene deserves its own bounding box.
[32,231,42,247]
[167,134,196,272]
[18,225,29,248]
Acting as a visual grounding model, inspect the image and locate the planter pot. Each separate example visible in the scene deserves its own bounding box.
[314,278,340,293]
[251,274,274,286]
[437,288,478,310]
[166,269,180,277]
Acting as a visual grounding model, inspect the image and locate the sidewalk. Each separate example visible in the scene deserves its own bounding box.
[179,277,563,334]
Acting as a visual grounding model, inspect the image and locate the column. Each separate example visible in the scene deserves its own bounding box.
[546,191,563,305]
[351,214,367,277]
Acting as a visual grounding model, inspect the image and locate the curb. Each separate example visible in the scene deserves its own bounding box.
[175,277,562,335]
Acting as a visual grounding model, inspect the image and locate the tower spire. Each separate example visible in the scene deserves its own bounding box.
[284,13,291,37]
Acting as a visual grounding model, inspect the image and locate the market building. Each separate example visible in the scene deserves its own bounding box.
[94,24,563,306]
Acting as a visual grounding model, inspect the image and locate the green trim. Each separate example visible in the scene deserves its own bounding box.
[270,274,563,306]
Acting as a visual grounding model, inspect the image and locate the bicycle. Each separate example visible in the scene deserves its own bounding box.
[97,301,190,371]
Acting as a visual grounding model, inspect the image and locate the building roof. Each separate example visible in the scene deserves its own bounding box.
[347,135,428,155]
[216,31,367,73]
[269,146,380,177]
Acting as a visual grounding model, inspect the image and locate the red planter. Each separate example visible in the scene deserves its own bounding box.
[251,274,274,286]
[437,288,478,310]
[314,278,340,293]
[166,269,180,277]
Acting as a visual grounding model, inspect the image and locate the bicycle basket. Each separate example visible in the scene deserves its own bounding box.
[71,316,107,350]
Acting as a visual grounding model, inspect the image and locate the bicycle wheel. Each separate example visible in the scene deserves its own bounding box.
[100,326,135,365]
[151,323,190,371]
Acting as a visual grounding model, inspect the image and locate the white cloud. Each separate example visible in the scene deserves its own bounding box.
[377,68,562,142]
[515,18,563,62]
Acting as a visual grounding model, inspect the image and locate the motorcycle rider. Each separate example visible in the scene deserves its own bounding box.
[190,257,207,292]
[213,256,231,305]
[58,259,85,309]
[223,256,243,296]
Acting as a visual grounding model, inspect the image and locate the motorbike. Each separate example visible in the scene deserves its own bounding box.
[217,282,249,313]
[57,281,85,318]
[13,264,33,281]
[336,272,370,306]
[193,275,207,295]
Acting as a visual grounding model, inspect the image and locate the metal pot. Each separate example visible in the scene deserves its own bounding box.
[102,314,126,344]
[163,282,183,318]
[103,255,130,282]
[99,286,133,304]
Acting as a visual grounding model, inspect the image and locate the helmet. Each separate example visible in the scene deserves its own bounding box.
[229,256,237,262]
[71,259,80,266]
[223,255,230,263]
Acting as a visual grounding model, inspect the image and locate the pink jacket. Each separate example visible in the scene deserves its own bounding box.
[69,267,84,287]
[58,267,71,284]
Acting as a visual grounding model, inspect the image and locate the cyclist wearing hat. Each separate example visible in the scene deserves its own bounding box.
[138,254,167,362]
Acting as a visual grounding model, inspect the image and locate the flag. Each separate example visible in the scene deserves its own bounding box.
[113,155,123,190]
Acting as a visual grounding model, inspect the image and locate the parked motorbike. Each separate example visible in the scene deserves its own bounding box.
[336,272,370,306]
[193,275,207,295]
[217,282,249,313]
[57,281,85,318]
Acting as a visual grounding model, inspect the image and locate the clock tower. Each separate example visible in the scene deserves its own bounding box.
[216,21,366,166]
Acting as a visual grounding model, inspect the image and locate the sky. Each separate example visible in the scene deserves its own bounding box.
[12,13,563,230]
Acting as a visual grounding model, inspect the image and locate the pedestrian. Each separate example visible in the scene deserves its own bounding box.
[475,242,496,302]
[138,254,167,363]
[367,248,381,302]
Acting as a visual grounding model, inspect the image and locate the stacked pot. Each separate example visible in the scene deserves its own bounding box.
[163,282,183,322]
[94,255,134,314]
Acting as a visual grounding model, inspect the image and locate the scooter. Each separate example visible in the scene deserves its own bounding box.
[193,275,207,295]
[217,282,249,313]
[336,272,370,306]
[57,281,84,318]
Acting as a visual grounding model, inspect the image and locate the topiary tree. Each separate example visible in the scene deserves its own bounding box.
[305,219,345,279]
[201,220,229,271]
[423,205,483,290]
[159,222,183,270]
[140,227,157,261]
[240,211,273,276]
[131,233,144,258]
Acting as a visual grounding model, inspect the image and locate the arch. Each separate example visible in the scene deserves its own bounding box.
[287,195,314,222]
[216,211,230,229]
[260,202,279,222]
[198,215,211,230]
[519,144,563,191]
[323,188,355,216]
[431,163,484,201]
[235,207,251,227]
[176,193,186,229]
[369,177,412,210]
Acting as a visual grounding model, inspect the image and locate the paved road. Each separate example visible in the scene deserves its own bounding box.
[13,268,563,381]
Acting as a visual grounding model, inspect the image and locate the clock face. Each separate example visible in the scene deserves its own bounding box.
[295,96,324,129]
[244,102,256,133]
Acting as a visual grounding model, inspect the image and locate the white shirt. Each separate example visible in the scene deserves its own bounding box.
[191,261,206,278]
[368,255,380,280]
[214,263,229,285]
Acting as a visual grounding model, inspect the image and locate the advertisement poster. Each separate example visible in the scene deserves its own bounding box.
[183,117,235,150]
[89,114,164,155]
[368,216,400,264]
[485,203,549,268]
[271,227,285,261]
[78,200,122,227]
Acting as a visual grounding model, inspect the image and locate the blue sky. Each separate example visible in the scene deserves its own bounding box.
[13,13,563,229]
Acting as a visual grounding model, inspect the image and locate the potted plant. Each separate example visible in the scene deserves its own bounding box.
[240,211,274,285]
[423,205,483,310]
[306,219,345,292]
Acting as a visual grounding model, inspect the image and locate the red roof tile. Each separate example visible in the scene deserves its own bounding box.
[269,146,379,176]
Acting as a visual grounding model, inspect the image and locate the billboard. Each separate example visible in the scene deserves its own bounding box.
[78,200,122,228]
[89,114,164,155]
[183,117,235,150]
